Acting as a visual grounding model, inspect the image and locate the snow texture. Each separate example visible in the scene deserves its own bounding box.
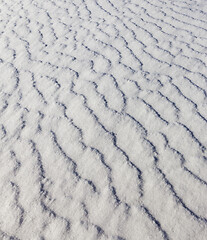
[0,0,207,239]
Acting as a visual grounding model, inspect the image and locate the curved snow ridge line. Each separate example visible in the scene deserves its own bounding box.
[55,98,124,205]
[140,206,170,240]
[70,80,144,196]
[155,163,207,224]
[146,134,207,222]
[50,130,98,193]
[29,139,71,232]
[0,0,207,239]
[98,1,206,70]
[121,4,207,74]
[69,75,207,234]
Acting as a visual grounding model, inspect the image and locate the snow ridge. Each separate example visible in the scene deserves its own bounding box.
[0,0,207,239]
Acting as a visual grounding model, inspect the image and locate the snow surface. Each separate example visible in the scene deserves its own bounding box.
[0,0,207,239]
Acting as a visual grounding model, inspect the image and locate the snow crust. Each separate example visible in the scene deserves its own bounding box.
[0,0,207,239]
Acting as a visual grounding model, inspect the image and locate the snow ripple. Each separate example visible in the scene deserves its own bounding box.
[0,0,207,239]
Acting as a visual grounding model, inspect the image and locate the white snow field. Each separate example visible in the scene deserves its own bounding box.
[0,0,207,239]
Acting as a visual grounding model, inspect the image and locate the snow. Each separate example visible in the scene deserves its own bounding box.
[0,0,207,239]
